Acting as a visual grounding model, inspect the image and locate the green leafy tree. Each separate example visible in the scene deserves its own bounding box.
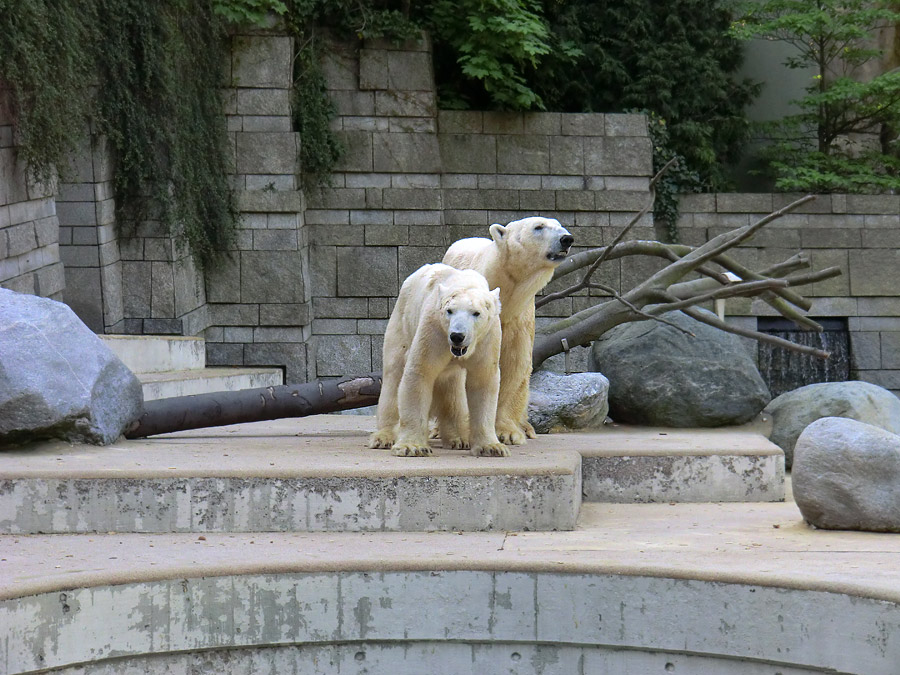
[420,0,578,110]
[532,0,758,190]
[732,0,900,192]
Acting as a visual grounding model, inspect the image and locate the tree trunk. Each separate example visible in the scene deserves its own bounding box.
[125,373,382,439]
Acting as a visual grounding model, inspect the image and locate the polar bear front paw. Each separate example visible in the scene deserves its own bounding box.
[496,422,527,446]
[472,442,510,457]
[369,430,396,449]
[391,443,433,457]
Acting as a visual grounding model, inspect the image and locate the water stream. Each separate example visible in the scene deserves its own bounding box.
[757,318,851,398]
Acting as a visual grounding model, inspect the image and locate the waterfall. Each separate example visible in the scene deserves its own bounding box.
[757,318,851,398]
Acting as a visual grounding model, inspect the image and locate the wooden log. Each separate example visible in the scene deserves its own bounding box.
[125,373,382,439]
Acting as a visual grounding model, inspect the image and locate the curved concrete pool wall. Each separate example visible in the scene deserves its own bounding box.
[4,570,899,674]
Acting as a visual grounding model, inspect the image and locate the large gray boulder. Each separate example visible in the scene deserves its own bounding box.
[765,381,900,468]
[589,310,770,427]
[527,370,610,433]
[794,417,900,531]
[0,289,143,446]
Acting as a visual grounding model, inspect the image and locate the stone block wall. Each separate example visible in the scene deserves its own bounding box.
[203,31,310,383]
[0,87,64,300]
[677,193,900,394]
[307,36,654,379]
[56,127,124,332]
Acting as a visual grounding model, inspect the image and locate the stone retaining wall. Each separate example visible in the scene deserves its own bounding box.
[306,36,653,378]
[202,31,311,383]
[677,193,900,394]
[0,86,64,301]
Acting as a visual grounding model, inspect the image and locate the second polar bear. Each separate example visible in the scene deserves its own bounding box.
[443,216,574,445]
[369,263,508,458]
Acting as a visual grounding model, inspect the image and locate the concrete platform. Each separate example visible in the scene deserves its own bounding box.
[0,416,581,534]
[3,500,900,674]
[575,425,785,502]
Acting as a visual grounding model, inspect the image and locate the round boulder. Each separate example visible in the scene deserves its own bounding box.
[0,289,143,446]
[589,310,770,427]
[527,370,610,433]
[794,417,900,532]
[765,381,900,468]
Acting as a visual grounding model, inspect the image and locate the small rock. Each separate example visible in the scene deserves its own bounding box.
[0,289,143,446]
[589,310,770,427]
[765,381,900,468]
[527,370,610,433]
[793,417,900,532]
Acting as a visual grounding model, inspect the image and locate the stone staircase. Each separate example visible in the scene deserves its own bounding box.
[100,334,283,401]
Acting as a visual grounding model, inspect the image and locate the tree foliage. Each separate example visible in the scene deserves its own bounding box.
[732,0,900,193]
[533,0,759,189]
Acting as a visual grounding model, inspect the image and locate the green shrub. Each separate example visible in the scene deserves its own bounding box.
[733,0,900,193]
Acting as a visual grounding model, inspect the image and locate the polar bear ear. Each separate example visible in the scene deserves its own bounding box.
[489,223,508,245]
[490,287,501,311]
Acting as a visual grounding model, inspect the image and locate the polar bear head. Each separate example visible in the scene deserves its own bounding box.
[488,216,574,268]
[438,273,501,358]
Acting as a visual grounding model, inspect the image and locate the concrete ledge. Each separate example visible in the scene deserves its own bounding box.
[569,426,785,503]
[3,569,897,674]
[139,366,284,400]
[99,335,205,373]
[0,417,580,533]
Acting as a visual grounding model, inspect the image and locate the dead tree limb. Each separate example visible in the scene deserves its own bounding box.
[532,195,838,369]
[125,373,382,438]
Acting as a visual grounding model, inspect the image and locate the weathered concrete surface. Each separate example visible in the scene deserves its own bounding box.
[43,643,827,675]
[4,502,900,674]
[0,416,580,533]
[99,335,206,373]
[570,424,785,502]
[138,365,283,400]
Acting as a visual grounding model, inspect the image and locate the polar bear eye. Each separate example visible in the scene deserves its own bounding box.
[446,308,453,315]
[473,311,480,317]
[534,225,544,231]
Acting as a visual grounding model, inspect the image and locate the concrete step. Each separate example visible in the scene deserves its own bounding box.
[140,366,284,401]
[100,335,206,373]
[0,416,784,535]
[0,416,581,534]
[570,424,785,503]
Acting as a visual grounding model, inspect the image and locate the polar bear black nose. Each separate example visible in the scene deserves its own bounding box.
[560,234,574,249]
[449,332,465,345]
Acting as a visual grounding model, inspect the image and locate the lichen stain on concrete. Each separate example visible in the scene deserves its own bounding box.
[354,596,373,639]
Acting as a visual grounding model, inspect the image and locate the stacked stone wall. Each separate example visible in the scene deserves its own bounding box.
[306,37,654,378]
[678,193,900,394]
[203,31,310,383]
[0,87,64,300]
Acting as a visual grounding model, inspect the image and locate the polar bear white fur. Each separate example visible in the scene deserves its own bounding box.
[369,263,508,458]
[443,216,574,445]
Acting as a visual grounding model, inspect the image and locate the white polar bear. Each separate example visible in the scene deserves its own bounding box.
[369,263,508,458]
[443,216,574,445]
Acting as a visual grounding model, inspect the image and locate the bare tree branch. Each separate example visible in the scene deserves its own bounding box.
[680,307,830,359]
[532,194,840,369]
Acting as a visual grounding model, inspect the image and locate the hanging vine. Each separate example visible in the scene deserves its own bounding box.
[0,0,252,268]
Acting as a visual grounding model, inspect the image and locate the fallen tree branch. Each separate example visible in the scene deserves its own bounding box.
[126,373,382,438]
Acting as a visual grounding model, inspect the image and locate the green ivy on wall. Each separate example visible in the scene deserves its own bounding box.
[0,0,251,268]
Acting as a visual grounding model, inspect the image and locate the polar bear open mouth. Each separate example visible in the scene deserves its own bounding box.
[547,251,569,261]
[450,345,468,357]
